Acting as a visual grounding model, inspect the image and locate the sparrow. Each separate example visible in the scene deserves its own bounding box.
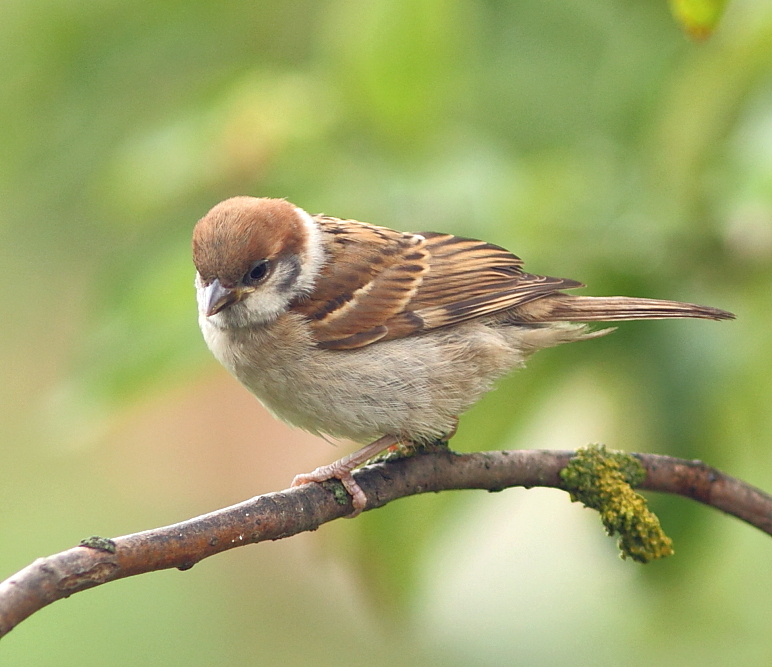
[192,196,734,515]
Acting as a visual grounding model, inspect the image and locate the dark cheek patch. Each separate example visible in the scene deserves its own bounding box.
[276,254,302,293]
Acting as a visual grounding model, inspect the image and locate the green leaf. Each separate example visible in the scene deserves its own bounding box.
[669,0,729,40]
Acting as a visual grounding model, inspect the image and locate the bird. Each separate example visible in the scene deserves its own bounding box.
[192,196,734,515]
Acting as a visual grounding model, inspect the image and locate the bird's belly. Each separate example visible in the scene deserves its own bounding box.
[202,317,532,443]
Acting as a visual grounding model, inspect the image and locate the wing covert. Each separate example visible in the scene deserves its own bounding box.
[293,219,582,349]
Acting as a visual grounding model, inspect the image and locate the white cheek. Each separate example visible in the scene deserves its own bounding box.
[239,287,288,325]
[198,266,299,330]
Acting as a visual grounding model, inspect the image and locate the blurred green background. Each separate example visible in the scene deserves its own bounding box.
[2,0,772,664]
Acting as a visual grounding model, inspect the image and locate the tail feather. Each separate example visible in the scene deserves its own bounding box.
[529,295,734,323]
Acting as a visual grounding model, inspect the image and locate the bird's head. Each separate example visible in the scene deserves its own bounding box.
[192,196,324,329]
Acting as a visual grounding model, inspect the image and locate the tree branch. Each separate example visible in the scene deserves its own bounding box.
[1,448,770,638]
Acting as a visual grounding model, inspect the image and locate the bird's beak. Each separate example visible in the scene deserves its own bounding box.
[203,278,240,317]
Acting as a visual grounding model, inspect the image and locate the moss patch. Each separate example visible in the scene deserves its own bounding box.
[369,439,451,464]
[560,444,673,563]
[321,479,351,506]
[79,535,117,553]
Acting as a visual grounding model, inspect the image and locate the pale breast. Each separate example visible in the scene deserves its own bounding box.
[202,312,531,442]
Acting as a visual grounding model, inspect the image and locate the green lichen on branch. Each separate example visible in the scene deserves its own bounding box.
[79,536,117,554]
[560,444,673,563]
[369,439,451,464]
[321,479,350,506]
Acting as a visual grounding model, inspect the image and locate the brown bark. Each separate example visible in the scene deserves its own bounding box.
[1,448,770,638]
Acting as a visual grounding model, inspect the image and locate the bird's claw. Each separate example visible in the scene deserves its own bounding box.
[291,466,367,517]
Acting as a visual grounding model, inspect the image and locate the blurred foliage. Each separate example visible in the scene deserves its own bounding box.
[2,0,772,665]
[670,0,729,39]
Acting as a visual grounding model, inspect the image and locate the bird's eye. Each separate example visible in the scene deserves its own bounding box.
[245,260,269,284]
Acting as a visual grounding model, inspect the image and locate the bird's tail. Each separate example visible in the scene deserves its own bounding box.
[523,295,734,323]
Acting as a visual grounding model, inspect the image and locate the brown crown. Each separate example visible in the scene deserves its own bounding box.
[192,197,306,286]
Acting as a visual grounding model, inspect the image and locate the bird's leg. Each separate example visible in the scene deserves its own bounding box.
[291,434,399,517]
[370,418,460,465]
[441,417,458,443]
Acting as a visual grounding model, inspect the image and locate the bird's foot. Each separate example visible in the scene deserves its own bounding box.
[292,466,368,516]
[291,434,398,517]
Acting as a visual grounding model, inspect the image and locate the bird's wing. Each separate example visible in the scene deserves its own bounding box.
[293,218,581,350]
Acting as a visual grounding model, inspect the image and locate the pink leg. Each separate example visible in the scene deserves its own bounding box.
[291,434,399,517]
